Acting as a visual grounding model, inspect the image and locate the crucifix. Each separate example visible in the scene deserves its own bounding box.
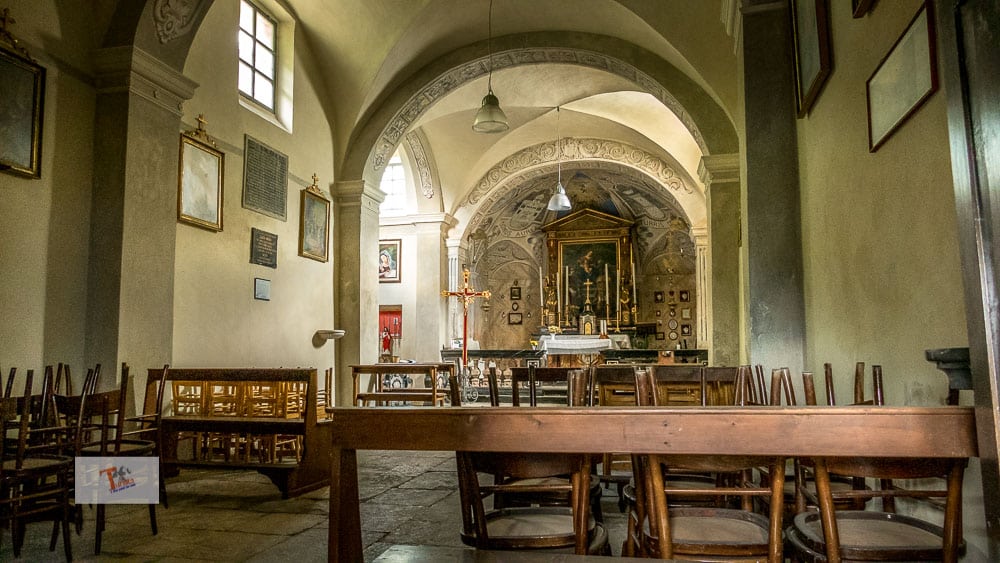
[442,268,491,372]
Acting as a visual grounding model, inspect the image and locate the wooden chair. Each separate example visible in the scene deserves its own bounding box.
[455,450,609,555]
[628,367,786,561]
[490,366,603,521]
[123,364,170,506]
[69,363,160,555]
[0,370,74,560]
[786,456,967,562]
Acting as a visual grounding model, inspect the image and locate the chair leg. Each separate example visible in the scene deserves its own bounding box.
[149,503,158,535]
[95,503,105,554]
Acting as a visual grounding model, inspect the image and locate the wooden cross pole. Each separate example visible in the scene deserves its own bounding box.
[441,268,491,371]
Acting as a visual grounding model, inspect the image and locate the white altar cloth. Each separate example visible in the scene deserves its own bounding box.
[538,335,614,355]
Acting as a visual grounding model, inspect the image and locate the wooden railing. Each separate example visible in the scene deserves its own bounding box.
[325,405,977,562]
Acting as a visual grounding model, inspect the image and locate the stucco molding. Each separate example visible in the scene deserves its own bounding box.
[403,131,436,199]
[94,45,198,116]
[368,46,707,174]
[152,0,204,44]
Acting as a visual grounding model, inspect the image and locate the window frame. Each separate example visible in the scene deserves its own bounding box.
[238,0,279,111]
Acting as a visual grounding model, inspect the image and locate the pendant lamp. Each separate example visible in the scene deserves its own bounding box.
[472,0,508,133]
[547,107,572,211]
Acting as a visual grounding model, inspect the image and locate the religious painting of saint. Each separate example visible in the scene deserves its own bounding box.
[0,46,45,178]
[379,239,401,283]
[558,239,619,319]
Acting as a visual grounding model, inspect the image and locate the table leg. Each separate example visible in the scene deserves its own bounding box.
[328,447,361,562]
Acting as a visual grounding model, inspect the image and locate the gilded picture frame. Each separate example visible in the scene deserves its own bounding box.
[866,0,937,152]
[299,187,330,262]
[0,45,45,178]
[178,133,224,231]
[791,0,832,117]
[379,239,401,283]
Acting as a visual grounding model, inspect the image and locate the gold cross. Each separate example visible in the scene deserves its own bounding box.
[442,269,491,370]
[196,114,207,132]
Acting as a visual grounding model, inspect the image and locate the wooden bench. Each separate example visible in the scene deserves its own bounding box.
[151,367,332,498]
[351,363,457,406]
[326,405,978,562]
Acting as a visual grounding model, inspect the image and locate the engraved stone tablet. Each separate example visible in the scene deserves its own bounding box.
[250,227,278,268]
[243,135,288,220]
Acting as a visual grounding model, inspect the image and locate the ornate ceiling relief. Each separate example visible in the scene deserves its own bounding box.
[403,131,435,199]
[153,0,201,44]
[368,46,707,173]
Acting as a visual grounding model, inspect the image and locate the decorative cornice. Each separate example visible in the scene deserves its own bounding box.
[368,46,707,173]
[93,46,198,116]
[404,131,436,199]
[698,153,740,184]
[379,212,456,228]
[463,137,693,209]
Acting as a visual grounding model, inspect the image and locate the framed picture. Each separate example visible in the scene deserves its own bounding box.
[681,324,692,336]
[681,308,692,320]
[790,0,832,117]
[511,301,520,312]
[298,186,330,262]
[866,0,937,152]
[558,238,619,313]
[655,332,665,341]
[508,312,523,325]
[852,0,876,18]
[655,309,661,317]
[0,46,45,178]
[178,133,224,231]
[510,285,521,300]
[254,278,270,301]
[668,331,678,341]
[379,239,401,283]
[679,290,690,302]
[654,291,664,303]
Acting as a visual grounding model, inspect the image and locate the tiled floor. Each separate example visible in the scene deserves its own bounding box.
[1,450,629,562]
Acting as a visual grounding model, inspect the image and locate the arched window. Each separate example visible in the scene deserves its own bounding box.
[379,153,407,215]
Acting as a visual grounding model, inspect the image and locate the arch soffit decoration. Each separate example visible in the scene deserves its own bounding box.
[453,137,706,241]
[343,32,738,186]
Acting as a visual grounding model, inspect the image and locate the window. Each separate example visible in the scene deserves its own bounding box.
[239,0,277,110]
[379,154,407,215]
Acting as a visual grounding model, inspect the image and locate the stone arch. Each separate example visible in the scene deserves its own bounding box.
[341,31,739,188]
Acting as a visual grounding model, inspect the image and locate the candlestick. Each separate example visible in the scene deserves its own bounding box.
[565,266,570,325]
[616,269,620,320]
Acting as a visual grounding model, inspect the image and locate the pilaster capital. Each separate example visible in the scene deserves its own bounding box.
[698,153,741,185]
[690,226,709,247]
[93,46,198,116]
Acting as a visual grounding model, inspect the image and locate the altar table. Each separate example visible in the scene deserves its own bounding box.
[326,405,977,562]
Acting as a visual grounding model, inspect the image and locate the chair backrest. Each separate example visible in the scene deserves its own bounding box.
[633,363,785,560]
[810,455,966,561]
[3,366,15,398]
[701,366,737,406]
[455,449,594,553]
[509,366,576,406]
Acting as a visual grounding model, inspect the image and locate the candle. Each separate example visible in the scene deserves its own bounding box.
[556,271,562,317]
[631,261,637,304]
[539,266,544,300]
[604,263,609,307]
[565,266,570,312]
[616,270,620,317]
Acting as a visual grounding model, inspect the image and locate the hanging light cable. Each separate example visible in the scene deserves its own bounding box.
[547,106,572,211]
[472,0,509,133]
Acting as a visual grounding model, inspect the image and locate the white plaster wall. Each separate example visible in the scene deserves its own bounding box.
[796,0,981,554]
[0,0,95,381]
[173,3,336,375]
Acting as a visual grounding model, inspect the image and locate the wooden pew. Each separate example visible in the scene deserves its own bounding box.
[325,405,978,562]
[152,368,331,498]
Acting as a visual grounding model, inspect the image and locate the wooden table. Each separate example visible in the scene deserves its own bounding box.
[326,405,978,562]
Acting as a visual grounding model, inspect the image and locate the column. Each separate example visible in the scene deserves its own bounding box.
[691,227,709,351]
[699,153,741,366]
[87,46,198,378]
[446,239,462,342]
[741,0,805,376]
[333,179,383,405]
[405,214,456,359]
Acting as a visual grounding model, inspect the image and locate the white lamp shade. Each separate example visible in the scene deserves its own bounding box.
[472,91,509,133]
[547,182,572,211]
